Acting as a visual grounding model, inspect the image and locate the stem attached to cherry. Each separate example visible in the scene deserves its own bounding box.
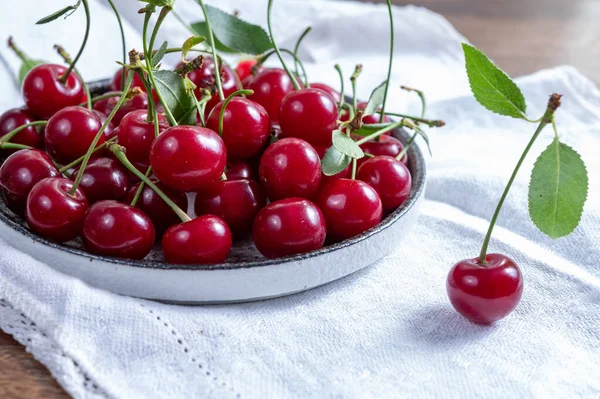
[0,143,31,151]
[293,26,312,86]
[350,64,363,116]
[58,136,117,173]
[195,0,225,101]
[130,166,153,208]
[218,89,253,136]
[0,121,47,145]
[334,64,346,113]
[266,0,301,91]
[255,48,309,86]
[59,0,90,85]
[379,0,394,122]
[54,45,92,110]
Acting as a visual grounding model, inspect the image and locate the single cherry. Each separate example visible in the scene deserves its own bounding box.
[259,138,321,201]
[70,157,129,204]
[162,215,232,264]
[22,64,83,119]
[248,68,298,123]
[195,179,266,237]
[447,254,523,324]
[357,156,412,212]
[235,59,258,81]
[359,134,408,166]
[225,159,258,181]
[25,177,88,242]
[310,83,341,104]
[314,178,382,242]
[0,149,60,215]
[206,97,270,159]
[118,110,169,164]
[0,108,43,150]
[183,57,237,116]
[93,91,149,125]
[279,88,338,147]
[252,198,326,258]
[45,106,104,164]
[150,125,227,192]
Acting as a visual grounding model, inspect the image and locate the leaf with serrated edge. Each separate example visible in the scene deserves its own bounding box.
[153,70,197,125]
[364,81,387,116]
[322,146,351,176]
[152,41,169,68]
[462,43,527,119]
[190,22,237,54]
[528,138,588,239]
[181,36,206,61]
[332,130,364,159]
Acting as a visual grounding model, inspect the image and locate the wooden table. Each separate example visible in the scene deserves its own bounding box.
[1,1,598,397]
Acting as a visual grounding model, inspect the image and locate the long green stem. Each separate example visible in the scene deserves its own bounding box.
[334,64,345,112]
[356,121,405,145]
[79,91,123,106]
[385,112,444,128]
[293,26,311,86]
[0,121,46,144]
[107,0,126,89]
[0,143,31,151]
[149,7,170,60]
[266,0,301,90]
[350,64,362,114]
[135,69,158,129]
[401,86,426,118]
[379,0,394,122]
[256,49,308,86]
[130,166,152,207]
[195,0,224,100]
[218,89,253,136]
[396,132,417,161]
[60,0,90,84]
[58,136,117,173]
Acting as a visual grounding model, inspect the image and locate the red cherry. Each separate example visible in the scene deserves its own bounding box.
[0,108,43,150]
[235,59,258,81]
[22,64,83,119]
[118,110,169,164]
[225,159,258,181]
[150,125,227,192]
[357,156,411,212]
[359,135,408,166]
[195,179,266,237]
[93,91,149,125]
[206,97,270,159]
[259,138,321,201]
[125,180,188,236]
[314,145,351,180]
[0,149,60,215]
[252,198,326,258]
[279,88,338,147]
[310,83,341,103]
[82,200,155,259]
[45,106,104,164]
[248,68,297,123]
[183,57,237,116]
[70,157,129,204]
[25,177,88,242]
[91,110,117,141]
[162,215,232,264]
[447,254,523,324]
[314,178,382,241]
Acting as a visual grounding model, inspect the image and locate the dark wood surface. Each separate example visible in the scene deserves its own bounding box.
[1,1,597,398]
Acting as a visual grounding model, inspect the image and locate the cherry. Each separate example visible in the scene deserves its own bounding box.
[183,57,237,116]
[359,134,408,166]
[0,108,43,150]
[314,178,382,241]
[82,200,155,260]
[447,254,523,324]
[93,91,149,125]
[92,110,117,141]
[310,83,341,104]
[25,177,88,242]
[70,157,129,204]
[235,59,258,81]
[45,106,104,164]
[206,97,270,159]
[357,156,411,212]
[125,180,188,236]
[150,125,227,192]
[259,138,321,201]
[22,64,83,119]
[279,88,338,147]
[162,215,232,264]
[248,68,298,123]
[195,179,266,237]
[225,159,258,181]
[0,149,60,215]
[314,145,351,179]
[252,198,326,258]
[117,110,169,164]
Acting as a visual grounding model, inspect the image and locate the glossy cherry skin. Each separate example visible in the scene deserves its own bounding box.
[310,83,341,104]
[45,106,104,164]
[25,177,88,242]
[226,159,258,181]
[314,178,383,242]
[150,125,227,192]
[125,180,188,236]
[93,91,149,125]
[118,110,169,164]
[22,64,83,119]
[162,215,232,264]
[183,57,237,116]
[0,149,60,215]
[0,108,43,150]
[252,198,326,258]
[248,68,298,123]
[359,135,408,166]
[259,138,321,201]
[206,97,270,159]
[82,200,155,260]
[70,157,129,204]
[195,179,266,237]
[447,253,523,324]
[235,59,258,81]
[357,156,412,212]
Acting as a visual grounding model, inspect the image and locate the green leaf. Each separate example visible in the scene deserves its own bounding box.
[36,1,81,25]
[364,81,387,116]
[18,59,44,84]
[189,22,237,54]
[322,146,351,176]
[153,70,197,125]
[462,43,527,119]
[204,5,273,55]
[181,36,206,61]
[352,123,389,137]
[528,138,588,239]
[152,41,169,68]
[332,130,364,159]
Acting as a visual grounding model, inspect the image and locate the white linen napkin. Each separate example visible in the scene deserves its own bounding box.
[0,1,599,398]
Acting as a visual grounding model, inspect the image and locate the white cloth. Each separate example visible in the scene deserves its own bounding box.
[0,1,599,398]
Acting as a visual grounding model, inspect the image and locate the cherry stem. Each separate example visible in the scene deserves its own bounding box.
[194,0,225,101]
[401,86,426,118]
[134,69,158,129]
[111,144,191,223]
[0,143,31,151]
[0,121,47,144]
[350,64,363,117]
[218,89,253,136]
[58,136,117,173]
[60,0,90,85]
[7,37,28,64]
[69,71,134,196]
[355,121,405,145]
[266,0,301,91]
[396,132,416,161]
[55,45,92,110]
[149,7,170,60]
[478,94,562,265]
[130,166,152,207]
[78,91,122,106]
[106,0,126,89]
[386,112,444,128]
[256,49,308,87]
[379,0,394,122]
[351,158,357,180]
[293,26,311,86]
[334,64,346,113]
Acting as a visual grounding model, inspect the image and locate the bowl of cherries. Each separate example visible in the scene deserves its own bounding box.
[0,0,440,303]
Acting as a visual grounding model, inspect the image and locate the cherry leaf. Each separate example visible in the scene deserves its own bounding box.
[152,41,168,68]
[36,1,81,25]
[332,130,364,159]
[364,81,387,116]
[189,22,237,54]
[153,70,197,126]
[181,36,206,61]
[322,146,351,176]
